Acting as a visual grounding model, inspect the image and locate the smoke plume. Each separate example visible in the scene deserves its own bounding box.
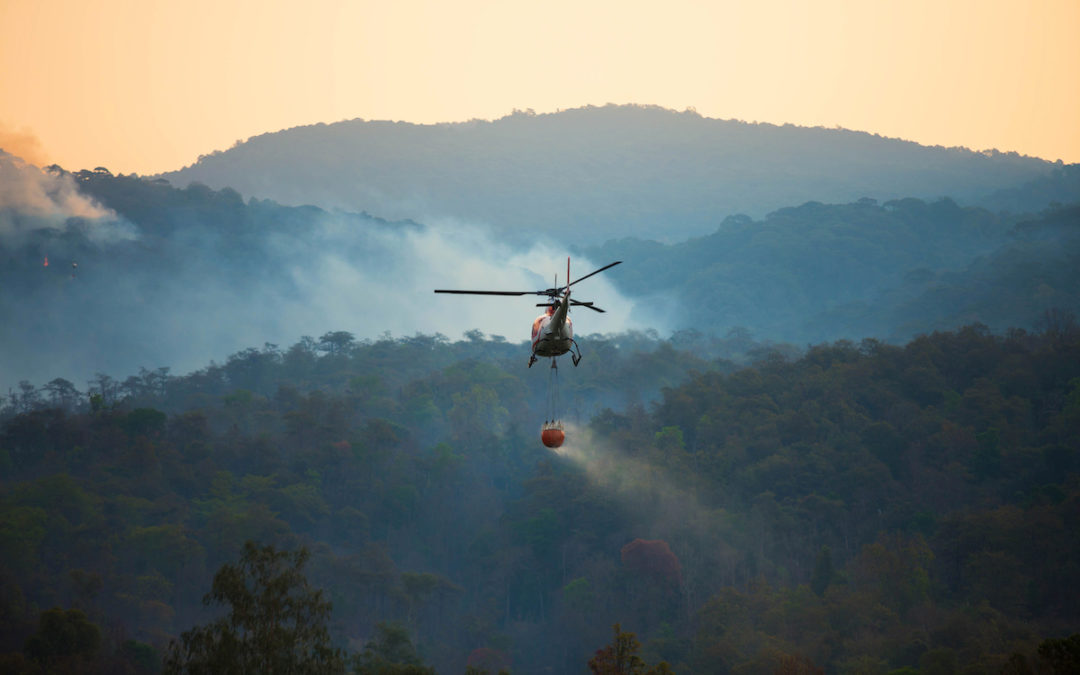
[0,151,132,244]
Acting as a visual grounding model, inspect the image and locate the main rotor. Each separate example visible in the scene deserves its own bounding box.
[434,260,622,313]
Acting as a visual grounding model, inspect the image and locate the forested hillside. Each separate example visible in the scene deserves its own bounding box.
[4,140,1080,673]
[3,155,632,386]
[587,197,1080,343]
[2,325,1078,673]
[5,155,1079,389]
[158,104,1061,243]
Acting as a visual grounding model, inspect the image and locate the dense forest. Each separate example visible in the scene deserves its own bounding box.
[4,126,1080,673]
[2,322,1078,673]
[3,153,1078,387]
[587,192,1080,343]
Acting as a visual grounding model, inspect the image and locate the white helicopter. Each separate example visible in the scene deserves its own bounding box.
[434,258,622,368]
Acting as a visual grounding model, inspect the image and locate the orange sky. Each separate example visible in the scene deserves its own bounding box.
[1,0,1078,175]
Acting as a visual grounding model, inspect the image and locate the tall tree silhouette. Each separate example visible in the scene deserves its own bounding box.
[164,541,344,674]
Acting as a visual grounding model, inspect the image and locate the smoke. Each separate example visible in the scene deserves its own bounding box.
[0,151,134,244]
[550,420,736,593]
[281,217,648,345]
[0,124,50,167]
[0,190,665,388]
[552,422,713,536]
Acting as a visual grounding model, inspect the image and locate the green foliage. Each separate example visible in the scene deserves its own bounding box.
[853,533,933,614]
[919,647,958,675]
[0,506,47,574]
[24,607,101,663]
[353,622,434,675]
[1,323,1078,673]
[810,546,833,598]
[124,407,168,437]
[562,577,595,614]
[654,426,685,453]
[123,524,203,578]
[6,146,1080,674]
[590,200,1080,345]
[164,541,345,675]
[121,639,161,673]
[1038,634,1080,674]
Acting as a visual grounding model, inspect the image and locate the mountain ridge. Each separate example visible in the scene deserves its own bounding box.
[159,104,1059,243]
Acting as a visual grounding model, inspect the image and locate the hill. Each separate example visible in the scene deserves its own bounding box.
[4,145,1080,673]
[1,325,1077,673]
[0,154,640,387]
[157,104,1061,243]
[4,152,1079,388]
[587,198,1080,343]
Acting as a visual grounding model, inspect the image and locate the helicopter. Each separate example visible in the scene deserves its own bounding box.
[434,258,622,368]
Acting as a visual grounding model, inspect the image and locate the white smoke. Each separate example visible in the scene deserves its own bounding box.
[552,422,694,519]
[551,421,736,603]
[0,151,134,244]
[0,123,50,167]
[0,182,666,386]
[273,216,652,345]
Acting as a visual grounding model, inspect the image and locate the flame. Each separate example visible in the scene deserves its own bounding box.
[43,256,48,267]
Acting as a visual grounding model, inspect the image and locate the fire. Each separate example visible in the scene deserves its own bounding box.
[43,256,48,267]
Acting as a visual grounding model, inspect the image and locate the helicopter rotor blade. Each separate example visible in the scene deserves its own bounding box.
[540,299,606,312]
[436,260,621,298]
[434,289,533,296]
[570,299,606,313]
[537,299,606,312]
[566,261,622,290]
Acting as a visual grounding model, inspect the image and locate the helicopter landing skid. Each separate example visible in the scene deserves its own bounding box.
[570,340,582,367]
[529,342,582,368]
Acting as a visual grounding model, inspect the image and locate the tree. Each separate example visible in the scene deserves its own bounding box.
[318,331,356,356]
[1038,634,1080,674]
[124,407,168,438]
[810,545,833,598]
[775,654,824,675]
[620,540,682,587]
[164,541,345,674]
[42,378,80,409]
[353,622,434,675]
[23,606,101,665]
[588,624,674,675]
[87,372,119,406]
[12,381,42,413]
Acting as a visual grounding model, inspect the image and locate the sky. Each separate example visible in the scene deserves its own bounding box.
[1,0,1078,175]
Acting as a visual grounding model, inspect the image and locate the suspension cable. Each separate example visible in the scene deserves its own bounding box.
[547,359,560,423]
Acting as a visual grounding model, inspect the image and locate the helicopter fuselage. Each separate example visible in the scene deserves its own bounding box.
[433,257,620,368]
[531,293,574,358]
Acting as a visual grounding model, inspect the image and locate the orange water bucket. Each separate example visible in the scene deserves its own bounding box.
[541,421,565,448]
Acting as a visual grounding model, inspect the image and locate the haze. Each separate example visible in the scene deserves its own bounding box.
[0,152,650,386]
[1,0,1078,175]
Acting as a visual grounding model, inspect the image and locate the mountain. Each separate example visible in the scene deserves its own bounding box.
[0,155,645,388]
[5,151,1078,388]
[0,157,416,386]
[587,198,1080,343]
[880,203,1080,337]
[158,104,1061,243]
[3,114,1080,674]
[979,163,1080,214]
